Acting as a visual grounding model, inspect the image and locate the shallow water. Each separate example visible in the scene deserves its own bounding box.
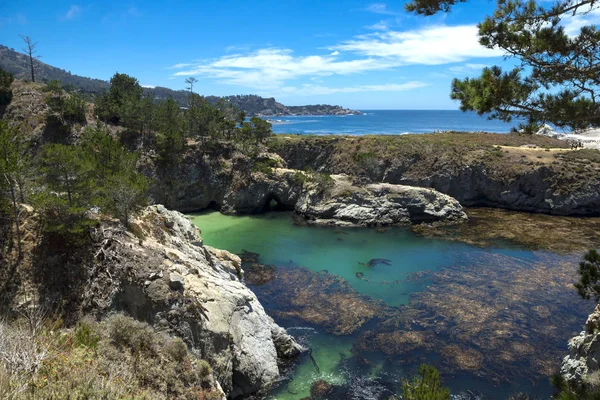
[189,211,590,399]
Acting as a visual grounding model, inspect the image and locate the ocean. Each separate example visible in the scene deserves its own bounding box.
[269,110,524,135]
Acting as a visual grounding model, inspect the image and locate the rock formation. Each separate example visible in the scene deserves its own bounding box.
[269,135,600,216]
[562,304,600,387]
[87,205,302,398]
[295,174,467,226]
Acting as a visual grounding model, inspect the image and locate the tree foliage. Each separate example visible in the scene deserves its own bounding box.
[0,121,28,264]
[95,73,143,126]
[401,364,451,400]
[36,125,149,236]
[0,67,14,107]
[45,84,87,125]
[407,0,600,130]
[575,249,600,302]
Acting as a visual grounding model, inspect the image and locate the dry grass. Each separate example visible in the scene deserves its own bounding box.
[0,314,223,400]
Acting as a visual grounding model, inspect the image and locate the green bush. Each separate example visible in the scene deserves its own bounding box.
[0,67,14,107]
[401,364,450,400]
[74,320,100,350]
[252,159,277,175]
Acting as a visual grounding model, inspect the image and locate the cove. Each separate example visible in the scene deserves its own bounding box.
[189,210,592,399]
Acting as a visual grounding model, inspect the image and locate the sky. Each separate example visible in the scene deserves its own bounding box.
[0,1,597,109]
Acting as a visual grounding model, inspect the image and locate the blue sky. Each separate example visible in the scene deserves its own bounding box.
[1,1,595,109]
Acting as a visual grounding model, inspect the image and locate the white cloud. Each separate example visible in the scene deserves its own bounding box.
[367,21,389,30]
[169,24,503,93]
[333,25,502,64]
[60,5,81,21]
[167,63,193,69]
[274,81,429,96]
[365,3,400,16]
[141,84,156,88]
[0,13,27,26]
[448,63,487,73]
[561,5,600,36]
[172,48,397,89]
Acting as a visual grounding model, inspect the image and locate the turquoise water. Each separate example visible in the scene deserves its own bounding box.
[269,110,527,135]
[189,211,581,399]
[191,211,528,307]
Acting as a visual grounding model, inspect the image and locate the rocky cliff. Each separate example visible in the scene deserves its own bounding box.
[91,205,303,398]
[268,134,600,216]
[7,205,302,399]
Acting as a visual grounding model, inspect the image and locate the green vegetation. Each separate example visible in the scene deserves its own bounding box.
[575,249,600,303]
[400,364,450,400]
[407,0,600,130]
[95,72,273,152]
[35,125,149,236]
[0,313,221,399]
[45,84,87,126]
[551,371,600,400]
[0,67,14,108]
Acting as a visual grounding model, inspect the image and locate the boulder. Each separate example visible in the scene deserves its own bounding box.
[295,174,467,226]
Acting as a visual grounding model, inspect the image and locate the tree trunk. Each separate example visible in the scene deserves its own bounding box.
[29,51,35,83]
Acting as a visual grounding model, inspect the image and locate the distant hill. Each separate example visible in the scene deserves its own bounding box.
[0,44,360,116]
[0,44,110,94]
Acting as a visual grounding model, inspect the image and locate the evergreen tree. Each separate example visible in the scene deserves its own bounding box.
[401,364,451,400]
[406,0,600,130]
[575,249,600,302]
[0,67,14,108]
[80,125,149,227]
[155,97,186,166]
[241,117,273,143]
[39,144,94,208]
[95,72,143,126]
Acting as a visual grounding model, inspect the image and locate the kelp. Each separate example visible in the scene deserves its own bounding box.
[247,265,386,335]
[413,208,600,253]
[353,252,593,384]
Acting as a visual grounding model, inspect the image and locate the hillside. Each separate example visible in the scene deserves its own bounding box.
[0,44,359,116]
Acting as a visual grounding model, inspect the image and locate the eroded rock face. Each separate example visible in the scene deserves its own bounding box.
[90,205,302,398]
[561,305,600,386]
[221,168,302,214]
[296,174,467,226]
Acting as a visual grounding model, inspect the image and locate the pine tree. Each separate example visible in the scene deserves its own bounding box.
[406,0,600,130]
[575,249,600,302]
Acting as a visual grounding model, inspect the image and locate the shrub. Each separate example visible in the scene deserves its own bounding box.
[165,338,188,363]
[0,67,14,107]
[197,359,212,379]
[106,314,157,356]
[74,319,100,350]
[252,159,277,176]
[401,364,450,400]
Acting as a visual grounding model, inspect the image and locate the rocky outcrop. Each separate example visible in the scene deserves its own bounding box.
[295,174,467,226]
[87,205,302,398]
[269,135,600,216]
[562,305,600,386]
[221,168,302,214]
